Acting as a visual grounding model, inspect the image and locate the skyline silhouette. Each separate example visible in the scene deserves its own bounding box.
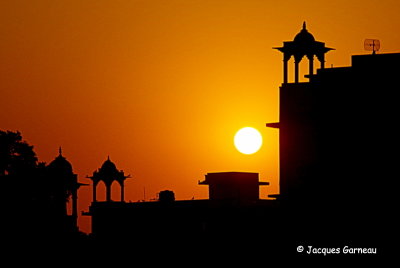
[3,2,400,238]
[1,23,396,259]
[3,1,400,261]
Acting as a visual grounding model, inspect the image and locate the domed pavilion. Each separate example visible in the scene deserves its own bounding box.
[88,157,130,203]
[274,22,334,83]
[46,147,86,231]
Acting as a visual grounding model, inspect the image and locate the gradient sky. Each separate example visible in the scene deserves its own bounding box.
[1,0,399,233]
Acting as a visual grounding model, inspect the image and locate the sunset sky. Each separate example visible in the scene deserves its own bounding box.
[1,0,399,233]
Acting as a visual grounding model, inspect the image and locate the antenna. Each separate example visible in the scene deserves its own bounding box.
[364,39,380,54]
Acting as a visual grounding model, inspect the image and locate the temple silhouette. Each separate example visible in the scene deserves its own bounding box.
[2,23,397,257]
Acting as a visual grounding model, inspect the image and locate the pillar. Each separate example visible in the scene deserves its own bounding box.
[319,54,325,69]
[93,182,97,202]
[106,183,112,202]
[308,55,314,76]
[72,187,78,229]
[120,181,125,202]
[294,60,299,83]
[283,59,288,84]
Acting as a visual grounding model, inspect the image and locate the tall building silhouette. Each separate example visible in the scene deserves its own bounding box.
[46,148,86,233]
[268,24,398,206]
[267,24,398,249]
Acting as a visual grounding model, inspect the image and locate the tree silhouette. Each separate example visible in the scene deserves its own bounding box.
[0,130,87,247]
[0,130,43,206]
[0,130,38,177]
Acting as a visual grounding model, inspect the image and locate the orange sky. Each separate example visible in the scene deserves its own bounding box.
[1,0,399,233]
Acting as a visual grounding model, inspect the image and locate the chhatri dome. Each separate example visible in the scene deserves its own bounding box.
[274,22,334,83]
[47,147,74,176]
[88,156,131,202]
[293,22,316,44]
[98,156,119,178]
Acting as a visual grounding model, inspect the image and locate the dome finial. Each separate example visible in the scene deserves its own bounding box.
[303,21,307,30]
[107,155,110,161]
[59,146,63,156]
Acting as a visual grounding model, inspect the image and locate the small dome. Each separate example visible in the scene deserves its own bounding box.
[99,157,119,175]
[48,154,73,175]
[293,22,315,44]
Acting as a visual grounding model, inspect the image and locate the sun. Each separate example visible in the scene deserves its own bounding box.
[234,127,263,155]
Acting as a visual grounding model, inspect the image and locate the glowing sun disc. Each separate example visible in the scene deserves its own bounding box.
[234,127,263,155]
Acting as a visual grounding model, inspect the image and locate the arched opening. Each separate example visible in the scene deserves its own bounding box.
[111,180,122,202]
[96,180,107,202]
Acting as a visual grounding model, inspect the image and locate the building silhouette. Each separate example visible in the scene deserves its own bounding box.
[268,24,397,208]
[86,171,274,245]
[199,172,269,206]
[266,23,397,252]
[2,146,88,254]
[45,148,86,234]
[85,24,396,254]
[5,24,396,258]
